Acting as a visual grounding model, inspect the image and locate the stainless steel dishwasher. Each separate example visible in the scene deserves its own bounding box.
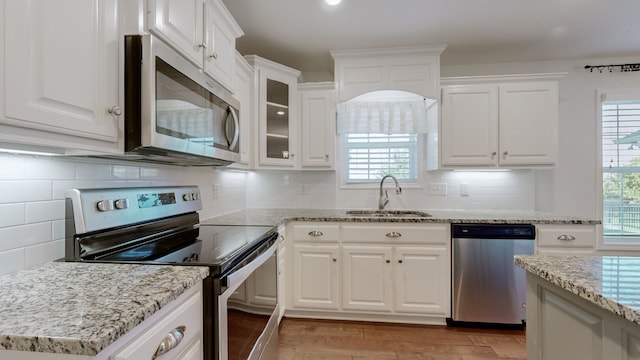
[449,223,535,328]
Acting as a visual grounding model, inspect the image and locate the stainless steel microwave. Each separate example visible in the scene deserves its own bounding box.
[115,34,240,166]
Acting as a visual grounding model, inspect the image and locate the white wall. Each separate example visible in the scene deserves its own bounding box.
[0,154,247,275]
[441,55,640,219]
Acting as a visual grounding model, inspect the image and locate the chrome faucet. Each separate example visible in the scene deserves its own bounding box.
[378,174,402,210]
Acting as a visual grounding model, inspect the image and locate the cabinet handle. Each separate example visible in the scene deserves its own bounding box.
[198,42,207,49]
[386,259,391,263]
[308,230,324,237]
[385,232,402,238]
[209,51,218,59]
[107,106,122,116]
[557,234,576,241]
[398,259,403,264]
[152,326,186,359]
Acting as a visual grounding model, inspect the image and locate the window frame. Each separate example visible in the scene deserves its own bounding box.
[338,132,425,189]
[597,89,640,249]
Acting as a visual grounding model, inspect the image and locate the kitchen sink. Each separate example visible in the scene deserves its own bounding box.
[345,210,432,218]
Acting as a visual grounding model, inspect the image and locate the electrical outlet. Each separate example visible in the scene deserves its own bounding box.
[430,183,447,196]
[461,183,470,196]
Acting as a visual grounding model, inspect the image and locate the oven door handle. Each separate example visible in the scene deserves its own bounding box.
[226,241,276,290]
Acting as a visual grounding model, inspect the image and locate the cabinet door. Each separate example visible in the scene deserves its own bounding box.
[148,0,203,66]
[441,84,499,166]
[234,53,254,166]
[394,246,450,315]
[261,76,297,167]
[203,1,239,93]
[3,0,119,142]
[342,245,393,312]
[535,287,603,360]
[499,81,558,166]
[299,85,335,169]
[291,244,339,310]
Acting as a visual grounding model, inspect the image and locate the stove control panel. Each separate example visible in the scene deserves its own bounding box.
[66,186,203,233]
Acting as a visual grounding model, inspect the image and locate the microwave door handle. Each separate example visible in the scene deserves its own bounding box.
[226,106,240,150]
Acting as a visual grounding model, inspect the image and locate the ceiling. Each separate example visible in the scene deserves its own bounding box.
[221,0,640,76]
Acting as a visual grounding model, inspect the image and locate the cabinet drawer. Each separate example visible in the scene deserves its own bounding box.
[342,224,449,244]
[111,285,203,360]
[292,224,340,242]
[536,225,596,248]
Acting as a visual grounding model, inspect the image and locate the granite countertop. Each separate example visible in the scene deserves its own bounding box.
[515,255,640,325]
[202,208,600,226]
[0,262,209,356]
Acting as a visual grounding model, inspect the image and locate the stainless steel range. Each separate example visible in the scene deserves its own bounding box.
[64,185,279,360]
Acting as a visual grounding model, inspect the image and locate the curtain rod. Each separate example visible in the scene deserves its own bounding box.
[584,63,640,73]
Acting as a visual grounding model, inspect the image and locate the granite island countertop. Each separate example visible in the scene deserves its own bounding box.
[515,255,640,325]
[202,208,600,226]
[0,262,209,356]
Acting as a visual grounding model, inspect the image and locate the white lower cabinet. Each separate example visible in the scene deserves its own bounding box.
[342,245,393,312]
[287,222,450,323]
[291,243,340,310]
[526,273,640,360]
[110,283,204,360]
[536,224,596,254]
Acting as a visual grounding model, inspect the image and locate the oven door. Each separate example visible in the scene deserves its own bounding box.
[216,240,278,360]
[124,35,240,164]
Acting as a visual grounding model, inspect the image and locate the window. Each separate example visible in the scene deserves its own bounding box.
[602,96,640,240]
[344,133,419,183]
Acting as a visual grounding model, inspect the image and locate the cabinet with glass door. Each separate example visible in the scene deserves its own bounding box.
[245,55,300,168]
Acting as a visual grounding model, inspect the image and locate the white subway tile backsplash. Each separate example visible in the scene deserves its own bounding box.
[0,203,25,228]
[0,154,26,179]
[25,200,66,223]
[0,223,51,251]
[0,248,25,275]
[25,240,64,268]
[52,180,94,199]
[112,165,140,180]
[24,157,76,179]
[76,162,112,180]
[0,180,51,203]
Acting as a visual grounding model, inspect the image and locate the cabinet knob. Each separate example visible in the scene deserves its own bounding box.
[107,106,122,116]
[325,154,329,159]
[198,42,207,49]
[385,232,402,238]
[503,151,509,157]
[386,259,391,263]
[557,234,576,241]
[332,258,337,262]
[308,230,324,237]
[153,326,186,359]
[209,51,218,59]
[398,259,403,264]
[491,151,497,158]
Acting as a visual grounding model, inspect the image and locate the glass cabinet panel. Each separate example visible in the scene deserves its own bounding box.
[266,79,290,159]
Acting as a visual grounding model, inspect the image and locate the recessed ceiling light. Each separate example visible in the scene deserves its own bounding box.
[325,0,341,6]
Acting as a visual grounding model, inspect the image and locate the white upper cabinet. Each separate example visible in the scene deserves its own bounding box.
[2,0,120,148]
[331,46,446,102]
[440,74,565,168]
[245,55,300,168]
[147,0,204,66]
[232,52,254,167]
[299,83,336,169]
[148,0,243,92]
